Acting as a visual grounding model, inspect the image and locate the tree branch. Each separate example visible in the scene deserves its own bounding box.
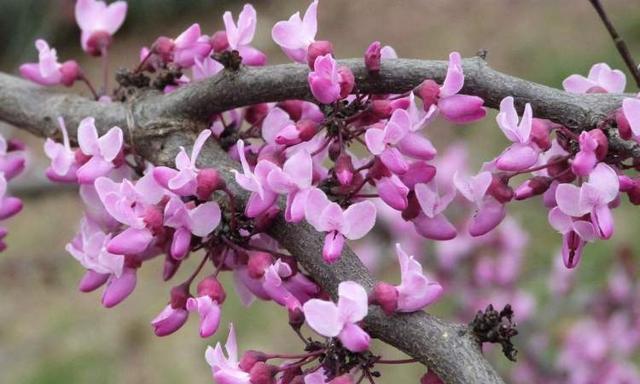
[0,56,635,383]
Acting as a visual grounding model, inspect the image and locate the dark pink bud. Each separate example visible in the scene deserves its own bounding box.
[364,41,382,72]
[399,162,436,189]
[619,175,636,192]
[246,103,270,125]
[628,184,640,205]
[296,120,318,142]
[373,282,398,315]
[307,40,334,69]
[328,140,342,162]
[416,79,440,110]
[78,270,109,292]
[588,129,608,161]
[210,30,229,52]
[530,118,551,151]
[401,192,421,221]
[337,66,355,99]
[249,362,277,384]
[239,350,268,372]
[152,36,175,62]
[162,255,181,281]
[335,153,355,186]
[248,252,274,279]
[196,168,225,200]
[102,268,137,308]
[514,176,552,200]
[420,371,444,384]
[487,174,513,204]
[170,283,191,309]
[547,155,575,183]
[329,375,354,384]
[7,139,25,152]
[85,31,113,56]
[371,99,392,119]
[616,108,632,140]
[288,306,305,329]
[59,60,80,86]
[277,100,303,121]
[197,275,227,304]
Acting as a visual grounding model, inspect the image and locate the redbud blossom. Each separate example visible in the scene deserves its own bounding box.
[271,0,319,64]
[206,324,252,383]
[20,40,80,86]
[563,63,626,94]
[75,0,127,55]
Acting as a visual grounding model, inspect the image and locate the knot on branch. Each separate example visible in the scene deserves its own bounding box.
[469,304,518,362]
[214,50,243,71]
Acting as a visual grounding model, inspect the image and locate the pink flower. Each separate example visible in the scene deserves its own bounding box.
[413,181,457,240]
[267,149,314,222]
[304,188,377,263]
[262,259,303,310]
[271,0,318,63]
[308,54,341,104]
[66,217,124,277]
[563,63,626,94]
[621,98,640,142]
[75,0,127,55]
[76,117,124,184]
[304,369,329,384]
[163,196,221,259]
[303,281,371,352]
[393,244,442,312]
[365,109,410,174]
[418,52,486,123]
[555,163,619,239]
[172,24,212,68]
[151,304,189,337]
[153,130,211,196]
[572,131,598,176]
[20,40,79,86]
[260,107,296,146]
[223,4,266,66]
[495,96,539,171]
[186,296,221,338]
[549,204,597,269]
[376,175,409,211]
[192,56,224,81]
[232,140,279,218]
[454,171,506,237]
[44,118,79,183]
[205,324,251,384]
[102,266,137,307]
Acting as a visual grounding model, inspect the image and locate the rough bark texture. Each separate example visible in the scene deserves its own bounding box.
[0,57,634,383]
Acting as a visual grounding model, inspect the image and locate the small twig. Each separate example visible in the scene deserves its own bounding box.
[588,0,640,88]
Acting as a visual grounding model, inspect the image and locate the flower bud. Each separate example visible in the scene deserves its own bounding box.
[85,31,113,56]
[335,153,354,186]
[416,79,440,110]
[530,118,551,151]
[328,140,342,161]
[364,41,382,72]
[170,283,191,309]
[196,168,225,200]
[514,176,552,200]
[247,252,274,279]
[239,350,268,372]
[151,304,188,337]
[278,100,303,121]
[288,306,305,329]
[102,268,137,308]
[162,254,181,281]
[152,36,175,62]
[589,128,608,161]
[307,40,334,69]
[487,174,513,203]
[619,175,636,192]
[197,275,227,304]
[78,270,109,292]
[372,282,398,315]
[210,30,229,52]
[249,362,277,384]
[337,66,355,99]
[60,60,80,86]
[616,108,632,140]
[371,99,392,119]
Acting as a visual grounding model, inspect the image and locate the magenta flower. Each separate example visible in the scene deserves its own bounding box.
[260,107,296,146]
[186,295,221,338]
[44,118,79,183]
[151,304,189,337]
[393,244,442,312]
[572,131,599,176]
[267,149,314,222]
[0,174,22,222]
[308,54,341,104]
[365,109,411,174]
[454,171,506,237]
[66,217,124,277]
[495,96,539,171]
[304,188,377,263]
[153,130,211,196]
[376,175,409,211]
[75,0,127,55]
[232,140,279,218]
[192,57,224,81]
[548,207,597,268]
[95,171,167,255]
[262,259,303,311]
[419,52,486,123]
[102,266,137,307]
[172,24,212,68]
[303,281,371,352]
[563,63,626,94]
[163,196,221,260]
[76,117,124,184]
[413,181,457,240]
[20,40,79,86]
[621,98,640,142]
[223,4,266,66]
[271,0,318,63]
[555,163,619,239]
[0,137,26,182]
[205,324,251,384]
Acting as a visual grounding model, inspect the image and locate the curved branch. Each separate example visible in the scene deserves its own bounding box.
[0,56,634,383]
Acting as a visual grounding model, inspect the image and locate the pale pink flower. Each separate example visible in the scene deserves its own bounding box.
[101,266,137,307]
[76,117,124,184]
[192,56,224,81]
[267,149,314,222]
[223,4,266,66]
[75,0,127,55]
[232,140,279,218]
[413,181,457,240]
[621,98,640,142]
[548,207,597,268]
[20,40,79,86]
[44,117,79,183]
[186,296,221,338]
[66,217,124,277]
[393,244,442,312]
[205,324,251,384]
[454,171,506,237]
[163,196,221,259]
[151,304,189,337]
[304,188,376,263]
[563,63,626,94]
[571,131,599,176]
[303,281,371,352]
[364,109,410,174]
[308,54,341,104]
[495,96,539,171]
[172,24,212,68]
[271,0,318,63]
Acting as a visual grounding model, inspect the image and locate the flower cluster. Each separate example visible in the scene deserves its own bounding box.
[0,133,26,252]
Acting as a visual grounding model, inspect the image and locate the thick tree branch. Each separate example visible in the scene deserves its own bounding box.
[0,56,635,383]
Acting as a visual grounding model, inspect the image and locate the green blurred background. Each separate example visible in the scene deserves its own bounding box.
[1,1,639,383]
